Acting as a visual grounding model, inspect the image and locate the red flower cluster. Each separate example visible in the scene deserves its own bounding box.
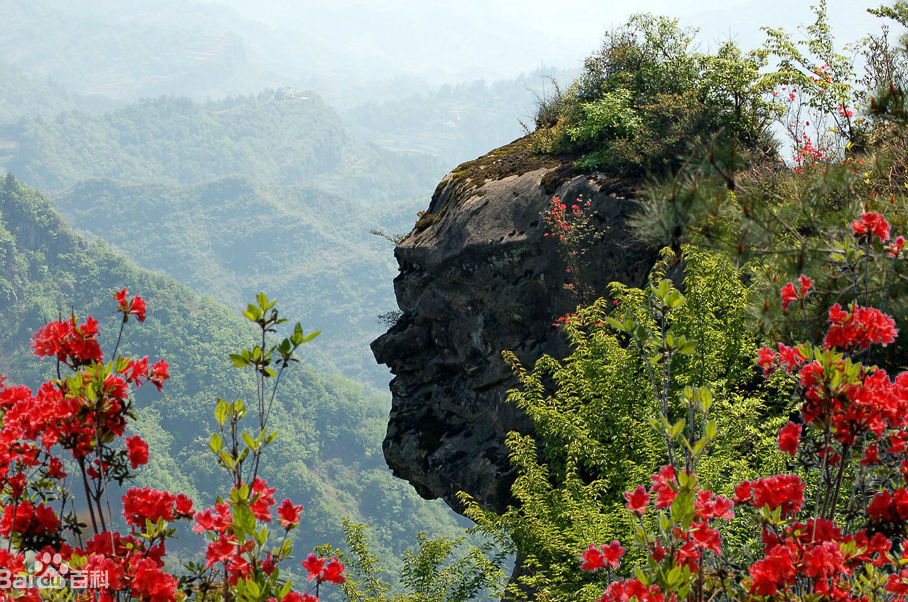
[193,477,317,588]
[581,541,625,572]
[121,487,194,528]
[757,342,807,377]
[31,316,103,367]
[733,474,805,516]
[542,197,593,241]
[599,578,667,602]
[0,500,61,540]
[302,553,346,585]
[780,274,813,310]
[126,435,149,469]
[0,292,335,602]
[823,303,897,352]
[777,421,802,457]
[748,519,892,596]
[586,213,908,602]
[114,288,147,322]
[852,211,891,243]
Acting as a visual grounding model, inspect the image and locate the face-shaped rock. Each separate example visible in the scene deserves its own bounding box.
[372,139,655,514]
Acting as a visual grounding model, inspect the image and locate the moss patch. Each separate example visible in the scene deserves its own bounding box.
[413,204,448,232]
[446,136,577,196]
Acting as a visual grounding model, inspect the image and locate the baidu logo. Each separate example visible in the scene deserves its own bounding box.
[0,551,109,590]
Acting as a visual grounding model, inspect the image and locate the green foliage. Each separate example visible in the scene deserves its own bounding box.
[464,248,787,602]
[532,14,774,179]
[320,519,508,602]
[566,90,642,171]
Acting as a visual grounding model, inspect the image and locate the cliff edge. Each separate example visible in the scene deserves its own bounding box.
[371,136,656,515]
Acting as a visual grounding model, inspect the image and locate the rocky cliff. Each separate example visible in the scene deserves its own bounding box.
[371,137,657,515]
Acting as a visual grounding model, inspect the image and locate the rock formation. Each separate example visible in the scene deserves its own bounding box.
[371,137,657,515]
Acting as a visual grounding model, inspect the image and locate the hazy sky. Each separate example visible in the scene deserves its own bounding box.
[206,0,892,83]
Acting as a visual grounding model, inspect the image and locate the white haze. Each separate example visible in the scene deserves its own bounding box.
[202,0,889,85]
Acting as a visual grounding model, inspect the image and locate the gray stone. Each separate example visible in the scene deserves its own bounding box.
[371,137,656,515]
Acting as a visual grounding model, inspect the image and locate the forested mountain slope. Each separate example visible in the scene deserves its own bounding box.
[0,174,465,581]
[52,176,420,389]
[0,93,445,201]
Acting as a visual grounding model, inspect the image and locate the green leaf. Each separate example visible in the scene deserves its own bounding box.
[229,353,250,367]
[255,525,269,546]
[234,504,257,539]
[671,491,695,530]
[219,450,235,470]
[700,388,713,412]
[242,431,258,450]
[209,433,223,454]
[215,398,229,426]
[677,341,697,354]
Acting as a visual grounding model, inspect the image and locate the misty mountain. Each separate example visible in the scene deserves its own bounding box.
[52,175,422,390]
[0,92,445,201]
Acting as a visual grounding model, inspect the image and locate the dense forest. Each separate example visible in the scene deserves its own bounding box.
[51,176,417,389]
[0,92,445,201]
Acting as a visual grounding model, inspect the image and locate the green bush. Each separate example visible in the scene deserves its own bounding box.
[463,248,788,602]
[532,14,774,178]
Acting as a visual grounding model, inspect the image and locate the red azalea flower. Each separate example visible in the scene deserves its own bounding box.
[650,465,677,509]
[31,316,103,366]
[126,435,150,469]
[780,282,797,310]
[114,288,147,322]
[777,343,807,374]
[750,474,805,516]
[302,553,326,581]
[249,478,276,522]
[780,275,812,310]
[861,443,880,465]
[778,422,802,457]
[600,540,626,568]
[149,359,170,391]
[623,485,650,515]
[852,211,890,243]
[824,304,897,352]
[276,499,303,528]
[175,494,194,517]
[757,346,777,377]
[322,556,346,584]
